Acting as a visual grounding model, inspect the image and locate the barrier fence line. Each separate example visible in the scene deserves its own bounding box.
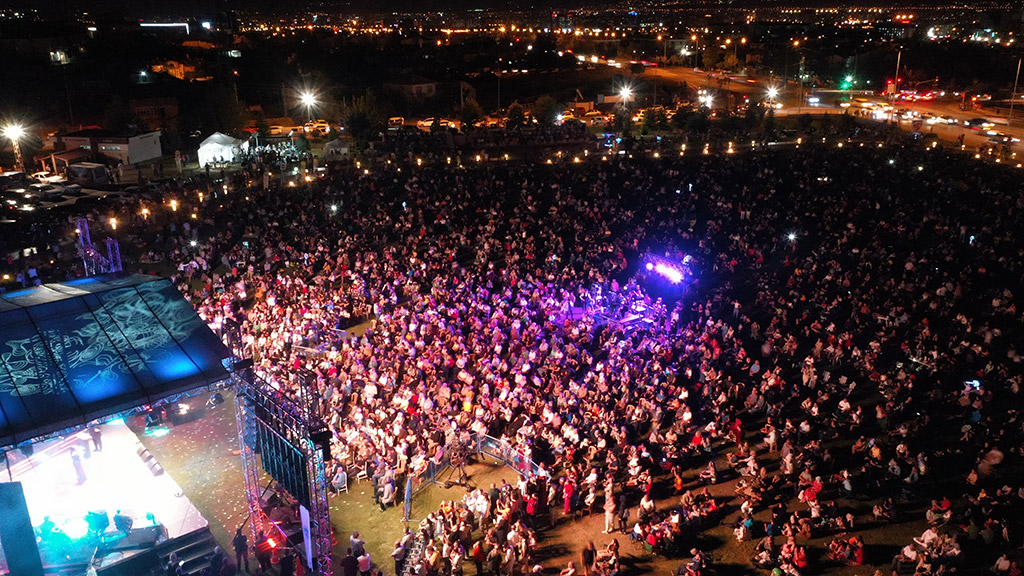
[400,434,541,576]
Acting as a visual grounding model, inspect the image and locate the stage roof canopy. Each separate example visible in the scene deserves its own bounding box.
[0,273,230,446]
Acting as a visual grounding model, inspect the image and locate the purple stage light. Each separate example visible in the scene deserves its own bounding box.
[653,263,684,283]
[645,262,655,271]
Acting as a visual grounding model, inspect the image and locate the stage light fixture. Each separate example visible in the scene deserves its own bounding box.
[207,392,225,408]
[63,517,90,540]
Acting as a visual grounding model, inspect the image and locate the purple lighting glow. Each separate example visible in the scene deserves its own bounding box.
[651,262,684,283]
[645,262,655,271]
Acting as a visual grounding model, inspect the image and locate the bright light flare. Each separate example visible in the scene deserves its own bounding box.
[654,263,684,283]
[300,92,317,107]
[766,86,779,100]
[619,86,633,101]
[647,258,688,284]
[2,124,25,140]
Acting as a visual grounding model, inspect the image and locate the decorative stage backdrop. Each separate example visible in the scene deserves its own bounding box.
[0,274,230,447]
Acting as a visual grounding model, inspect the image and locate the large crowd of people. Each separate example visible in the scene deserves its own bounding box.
[8,137,1024,576]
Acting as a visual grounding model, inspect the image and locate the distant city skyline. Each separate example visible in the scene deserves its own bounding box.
[1,0,1019,20]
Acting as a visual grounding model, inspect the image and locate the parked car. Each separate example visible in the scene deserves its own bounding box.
[30,183,64,199]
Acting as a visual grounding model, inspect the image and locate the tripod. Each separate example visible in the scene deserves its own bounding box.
[441,460,471,489]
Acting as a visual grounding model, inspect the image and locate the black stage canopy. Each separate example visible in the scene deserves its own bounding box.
[0,273,230,446]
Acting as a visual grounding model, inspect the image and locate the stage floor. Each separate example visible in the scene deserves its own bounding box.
[0,420,208,571]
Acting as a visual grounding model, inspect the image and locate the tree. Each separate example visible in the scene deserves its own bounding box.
[612,112,633,135]
[255,117,272,140]
[838,112,858,135]
[532,95,560,126]
[796,113,814,134]
[506,101,526,128]
[293,134,310,153]
[342,90,385,143]
[744,103,765,132]
[202,84,249,135]
[719,115,745,135]
[671,109,693,131]
[644,108,668,133]
[762,109,777,139]
[819,113,834,135]
[723,53,740,71]
[702,47,722,70]
[102,96,132,132]
[686,109,711,137]
[460,97,485,127]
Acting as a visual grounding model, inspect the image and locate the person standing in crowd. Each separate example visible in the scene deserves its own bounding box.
[358,549,372,576]
[279,549,295,576]
[392,539,406,576]
[209,546,226,575]
[350,531,366,557]
[253,531,272,573]
[340,548,359,576]
[232,527,250,573]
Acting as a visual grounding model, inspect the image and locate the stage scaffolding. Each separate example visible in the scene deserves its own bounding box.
[227,334,332,576]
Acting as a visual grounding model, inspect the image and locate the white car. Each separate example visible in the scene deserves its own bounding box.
[31,171,66,184]
[303,120,331,135]
[416,118,436,130]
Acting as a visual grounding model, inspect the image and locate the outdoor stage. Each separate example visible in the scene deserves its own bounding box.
[0,420,208,574]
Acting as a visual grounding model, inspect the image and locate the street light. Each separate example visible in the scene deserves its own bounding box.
[299,91,317,121]
[619,86,633,104]
[2,124,25,172]
[767,86,779,107]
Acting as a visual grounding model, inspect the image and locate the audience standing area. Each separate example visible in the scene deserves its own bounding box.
[0,273,231,576]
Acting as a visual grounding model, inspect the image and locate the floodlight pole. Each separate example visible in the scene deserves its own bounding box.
[11,137,23,172]
[1010,57,1021,126]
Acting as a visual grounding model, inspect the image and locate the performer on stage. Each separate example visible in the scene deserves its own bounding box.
[70,448,87,485]
[89,427,103,452]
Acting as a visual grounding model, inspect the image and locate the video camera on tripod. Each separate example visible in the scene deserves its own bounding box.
[447,439,469,468]
[442,438,472,488]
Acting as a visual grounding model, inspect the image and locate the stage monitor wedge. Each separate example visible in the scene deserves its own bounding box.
[0,481,45,576]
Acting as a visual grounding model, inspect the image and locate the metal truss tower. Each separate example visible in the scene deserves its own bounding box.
[231,361,332,575]
[75,217,122,276]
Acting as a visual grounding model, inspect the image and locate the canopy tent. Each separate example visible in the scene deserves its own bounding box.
[323,138,351,157]
[197,132,247,167]
[0,273,230,447]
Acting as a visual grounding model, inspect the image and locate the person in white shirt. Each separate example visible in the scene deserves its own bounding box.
[380,481,396,511]
[332,467,348,493]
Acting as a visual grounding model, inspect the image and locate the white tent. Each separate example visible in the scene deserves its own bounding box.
[197,132,247,167]
[323,138,351,158]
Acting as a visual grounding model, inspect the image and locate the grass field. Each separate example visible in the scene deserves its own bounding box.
[136,396,950,576]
